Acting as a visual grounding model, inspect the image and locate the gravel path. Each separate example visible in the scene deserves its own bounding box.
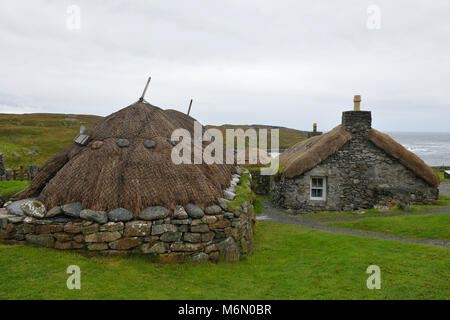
[257,200,450,248]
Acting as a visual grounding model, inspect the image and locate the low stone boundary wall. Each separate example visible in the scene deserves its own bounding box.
[0,174,255,263]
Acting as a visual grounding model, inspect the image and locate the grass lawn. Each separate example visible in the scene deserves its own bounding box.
[0,221,448,299]
[324,213,450,241]
[0,180,30,201]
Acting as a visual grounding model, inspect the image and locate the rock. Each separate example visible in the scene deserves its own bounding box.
[109,238,142,250]
[170,242,203,252]
[144,140,156,149]
[91,141,104,150]
[235,166,242,175]
[61,202,83,218]
[54,233,73,242]
[46,206,62,218]
[64,222,83,234]
[205,244,217,254]
[80,209,108,224]
[217,237,240,262]
[6,198,35,216]
[81,224,99,235]
[190,224,210,233]
[151,224,177,235]
[204,205,222,215]
[108,208,133,222]
[183,232,201,243]
[217,198,230,211]
[201,215,217,224]
[167,138,177,146]
[201,232,215,243]
[398,202,412,211]
[192,252,209,263]
[73,234,84,243]
[374,204,392,212]
[160,231,182,242]
[173,205,188,219]
[171,219,190,225]
[55,241,72,250]
[99,222,124,232]
[223,190,236,201]
[20,200,46,218]
[223,212,234,220]
[88,243,108,251]
[25,234,54,248]
[141,242,167,254]
[139,206,169,221]
[84,231,121,243]
[159,252,185,263]
[36,224,64,234]
[185,203,204,219]
[124,221,151,237]
[117,138,130,147]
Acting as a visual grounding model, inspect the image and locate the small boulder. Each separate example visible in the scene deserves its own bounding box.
[61,202,83,218]
[139,206,169,221]
[108,208,134,222]
[192,252,209,263]
[217,198,230,211]
[46,206,62,218]
[144,140,156,149]
[6,198,35,216]
[205,205,222,215]
[21,200,46,218]
[223,190,236,201]
[117,138,130,147]
[185,203,204,219]
[173,205,188,219]
[80,209,108,224]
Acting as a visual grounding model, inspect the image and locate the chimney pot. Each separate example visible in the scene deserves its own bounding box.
[353,95,361,111]
[313,123,317,132]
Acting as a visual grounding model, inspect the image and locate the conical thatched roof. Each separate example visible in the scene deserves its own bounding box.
[16,101,234,214]
[280,125,439,187]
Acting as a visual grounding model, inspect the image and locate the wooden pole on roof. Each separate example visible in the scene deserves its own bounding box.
[187,99,193,116]
[139,76,151,102]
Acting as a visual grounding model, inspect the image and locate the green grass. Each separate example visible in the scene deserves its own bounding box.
[325,214,450,241]
[0,221,448,299]
[432,166,450,182]
[0,180,30,201]
[0,113,102,169]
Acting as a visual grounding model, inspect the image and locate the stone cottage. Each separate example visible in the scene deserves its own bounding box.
[271,96,440,212]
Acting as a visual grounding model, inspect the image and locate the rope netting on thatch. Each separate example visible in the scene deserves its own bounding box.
[16,102,234,215]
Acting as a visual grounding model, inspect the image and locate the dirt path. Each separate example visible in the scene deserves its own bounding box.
[257,200,450,248]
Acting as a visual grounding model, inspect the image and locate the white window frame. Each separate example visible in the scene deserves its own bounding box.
[310,176,326,201]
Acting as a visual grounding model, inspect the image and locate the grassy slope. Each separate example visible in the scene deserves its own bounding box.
[325,214,450,240]
[0,113,102,168]
[0,114,307,169]
[206,124,307,149]
[0,221,448,299]
[0,181,30,201]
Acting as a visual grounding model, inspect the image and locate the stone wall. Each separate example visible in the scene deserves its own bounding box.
[0,174,254,263]
[250,170,271,195]
[271,112,438,212]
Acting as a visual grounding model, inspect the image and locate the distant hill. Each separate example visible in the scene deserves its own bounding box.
[206,124,307,150]
[0,113,307,169]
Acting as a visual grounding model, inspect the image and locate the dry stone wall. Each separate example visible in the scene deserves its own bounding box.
[1,172,254,263]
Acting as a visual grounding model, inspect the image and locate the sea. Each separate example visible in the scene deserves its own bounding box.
[269,132,450,167]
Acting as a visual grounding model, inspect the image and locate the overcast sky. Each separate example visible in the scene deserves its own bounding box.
[0,0,449,132]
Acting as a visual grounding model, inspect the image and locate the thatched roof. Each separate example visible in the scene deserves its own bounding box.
[279,125,439,187]
[367,129,440,187]
[16,101,234,214]
[280,125,351,178]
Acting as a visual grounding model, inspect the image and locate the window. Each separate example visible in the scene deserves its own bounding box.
[310,177,326,200]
